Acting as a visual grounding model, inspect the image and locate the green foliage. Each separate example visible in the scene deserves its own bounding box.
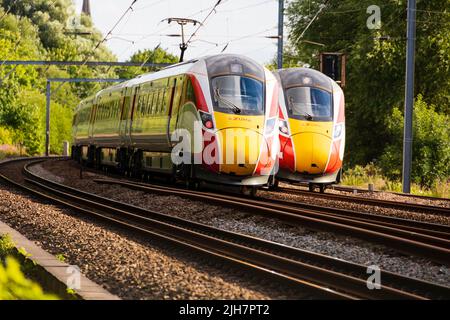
[0,127,13,145]
[286,0,450,187]
[117,48,179,79]
[379,95,450,188]
[0,256,59,300]
[0,0,115,155]
[55,254,66,263]
[0,235,59,300]
[0,234,15,258]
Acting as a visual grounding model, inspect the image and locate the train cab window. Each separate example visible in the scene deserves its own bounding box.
[211,76,264,115]
[286,87,332,121]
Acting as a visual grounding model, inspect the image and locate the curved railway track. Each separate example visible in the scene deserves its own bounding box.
[276,186,450,216]
[0,157,449,299]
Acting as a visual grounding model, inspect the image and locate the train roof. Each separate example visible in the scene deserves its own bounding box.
[275,67,334,92]
[76,54,264,109]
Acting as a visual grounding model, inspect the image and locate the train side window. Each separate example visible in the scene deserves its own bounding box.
[159,89,165,114]
[152,91,157,115]
[136,95,142,119]
[146,92,153,116]
[185,78,196,104]
[155,91,161,115]
[160,89,166,114]
[148,91,155,115]
[148,93,152,115]
[142,94,148,117]
[154,90,161,115]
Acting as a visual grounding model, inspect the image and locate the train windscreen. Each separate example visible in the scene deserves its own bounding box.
[286,87,332,121]
[211,76,264,115]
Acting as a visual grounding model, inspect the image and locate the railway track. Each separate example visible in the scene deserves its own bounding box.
[90,178,450,265]
[1,158,449,299]
[276,186,450,216]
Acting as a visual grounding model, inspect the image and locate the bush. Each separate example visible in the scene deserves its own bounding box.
[0,256,59,300]
[0,235,58,300]
[341,163,384,188]
[379,95,450,188]
[0,127,13,145]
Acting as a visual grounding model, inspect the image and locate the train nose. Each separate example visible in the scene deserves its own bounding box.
[216,128,267,176]
[290,132,332,174]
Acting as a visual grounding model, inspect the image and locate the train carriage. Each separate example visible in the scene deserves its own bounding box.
[274,68,345,192]
[72,54,279,193]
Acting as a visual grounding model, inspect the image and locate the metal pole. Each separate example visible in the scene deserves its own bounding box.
[277,0,284,69]
[402,0,416,194]
[45,80,51,156]
[180,23,187,62]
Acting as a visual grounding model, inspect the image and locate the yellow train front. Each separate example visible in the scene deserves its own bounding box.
[274,68,345,192]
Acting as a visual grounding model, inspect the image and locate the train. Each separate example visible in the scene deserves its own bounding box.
[71,54,280,195]
[273,68,345,193]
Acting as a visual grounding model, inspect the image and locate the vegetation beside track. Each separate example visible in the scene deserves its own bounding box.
[0,234,59,300]
[341,163,449,199]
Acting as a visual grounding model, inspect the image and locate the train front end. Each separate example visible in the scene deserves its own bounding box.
[186,54,279,188]
[275,68,345,192]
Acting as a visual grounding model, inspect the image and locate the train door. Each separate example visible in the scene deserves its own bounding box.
[88,98,98,143]
[118,88,128,144]
[128,86,140,145]
[167,75,184,146]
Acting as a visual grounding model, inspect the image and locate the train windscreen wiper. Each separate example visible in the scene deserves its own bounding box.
[301,112,313,121]
[214,88,241,114]
[288,96,313,120]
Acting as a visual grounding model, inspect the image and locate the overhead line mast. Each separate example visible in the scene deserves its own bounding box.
[402,0,417,194]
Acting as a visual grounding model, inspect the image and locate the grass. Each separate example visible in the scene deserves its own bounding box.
[0,144,23,160]
[341,163,449,198]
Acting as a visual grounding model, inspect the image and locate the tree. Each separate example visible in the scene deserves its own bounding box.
[117,47,178,79]
[285,0,450,168]
[379,95,450,188]
[0,0,117,155]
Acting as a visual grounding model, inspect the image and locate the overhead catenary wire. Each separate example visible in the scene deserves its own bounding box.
[186,0,224,45]
[79,0,139,68]
[297,0,330,40]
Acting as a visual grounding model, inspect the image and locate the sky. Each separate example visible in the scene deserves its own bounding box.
[73,0,285,64]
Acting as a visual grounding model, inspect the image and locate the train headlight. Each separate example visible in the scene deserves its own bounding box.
[333,123,343,139]
[199,111,214,130]
[264,118,277,135]
[279,119,290,136]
